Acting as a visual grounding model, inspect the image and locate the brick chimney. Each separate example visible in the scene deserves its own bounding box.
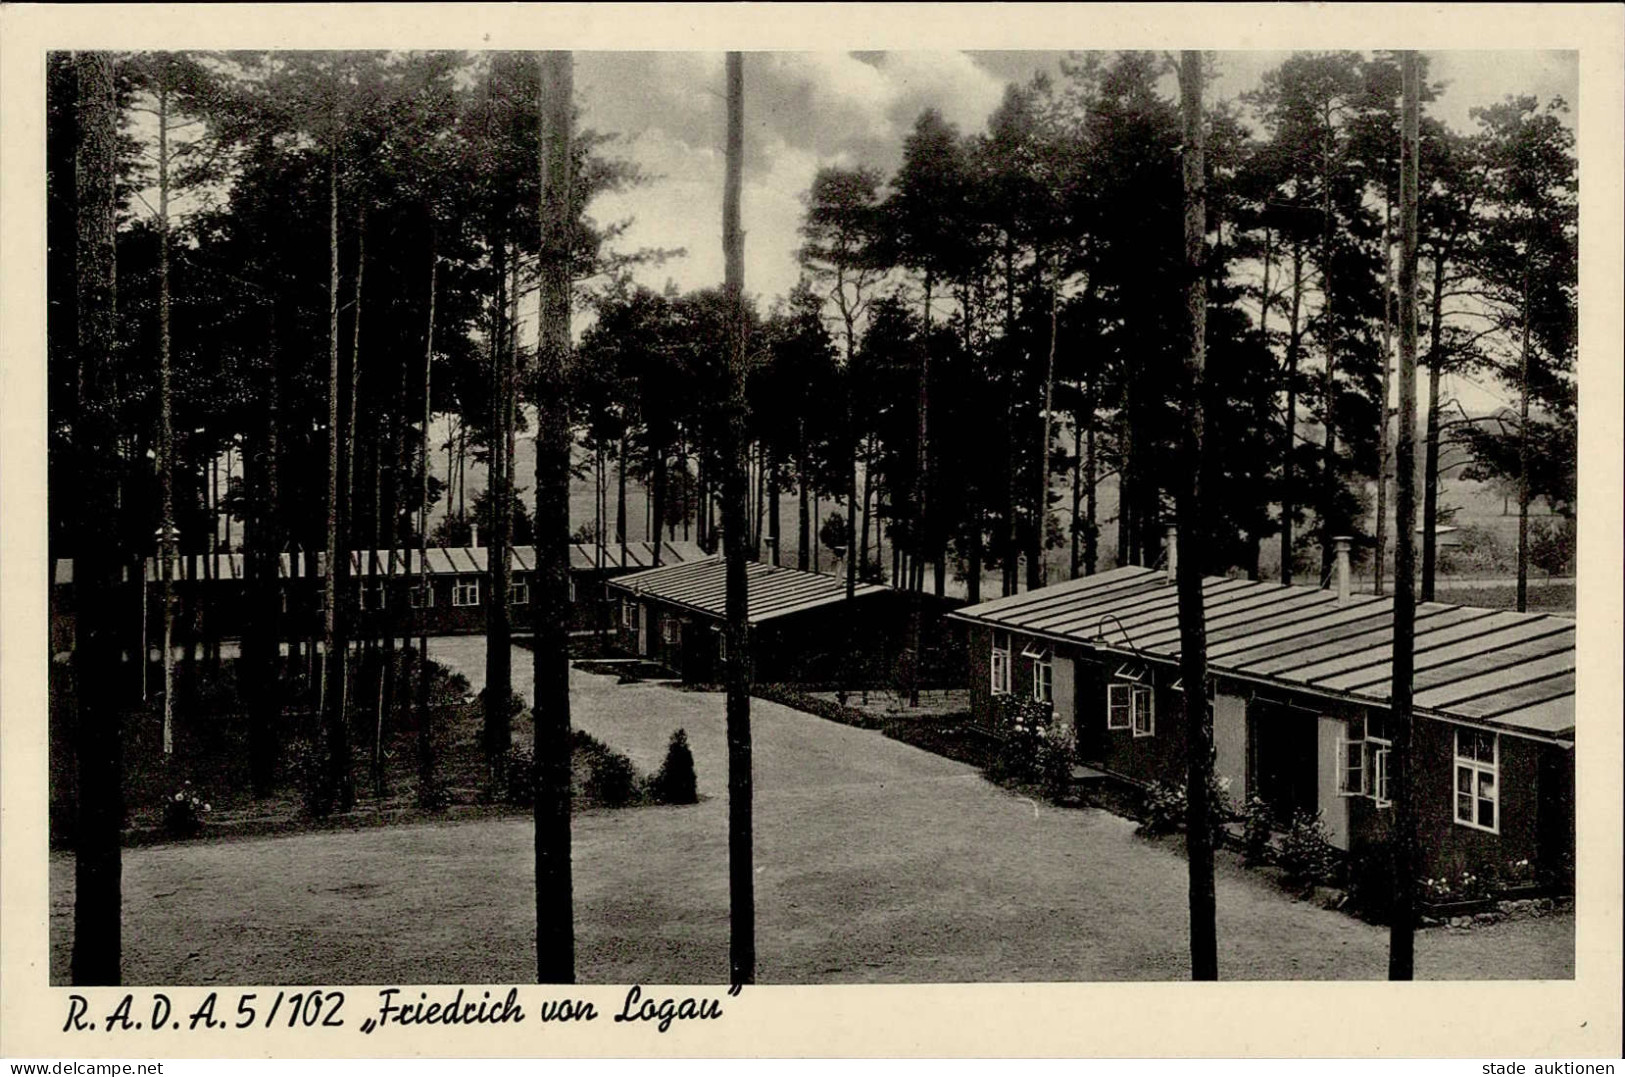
[471,523,480,549]
[1165,524,1178,585]
[1333,535,1352,605]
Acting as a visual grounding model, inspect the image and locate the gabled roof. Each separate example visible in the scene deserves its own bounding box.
[950,565,1576,741]
[606,557,890,624]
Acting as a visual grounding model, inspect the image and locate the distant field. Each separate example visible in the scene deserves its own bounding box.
[1431,583,1576,616]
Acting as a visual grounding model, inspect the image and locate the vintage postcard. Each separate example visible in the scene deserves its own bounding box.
[2,2,1620,1060]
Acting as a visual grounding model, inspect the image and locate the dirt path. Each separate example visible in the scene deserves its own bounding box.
[50,638,1572,984]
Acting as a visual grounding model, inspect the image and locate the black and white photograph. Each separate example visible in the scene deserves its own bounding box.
[3,2,1621,1060]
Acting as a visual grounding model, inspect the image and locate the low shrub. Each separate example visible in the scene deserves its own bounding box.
[1140,781,1187,837]
[161,781,211,838]
[752,683,879,730]
[585,746,639,807]
[1275,810,1340,887]
[415,774,449,812]
[1240,796,1275,865]
[1502,856,1538,888]
[502,745,535,807]
[650,728,699,805]
[1137,773,1234,842]
[283,737,331,818]
[983,695,1074,796]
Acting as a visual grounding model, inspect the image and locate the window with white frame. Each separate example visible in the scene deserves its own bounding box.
[1131,683,1154,737]
[1107,683,1132,729]
[990,631,1012,696]
[621,598,634,628]
[510,577,530,605]
[1340,714,1391,806]
[662,616,679,644]
[409,581,432,608]
[1023,642,1053,704]
[453,575,481,607]
[714,625,727,663]
[1107,679,1153,735]
[1454,728,1498,832]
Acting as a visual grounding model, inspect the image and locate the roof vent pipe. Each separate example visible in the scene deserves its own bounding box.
[1164,524,1178,586]
[1333,535,1352,606]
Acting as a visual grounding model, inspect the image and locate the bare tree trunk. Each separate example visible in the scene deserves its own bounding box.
[859,437,874,578]
[1176,52,1217,982]
[456,417,467,521]
[1317,108,1340,583]
[1070,388,1083,579]
[321,135,354,815]
[71,51,123,986]
[1084,405,1097,576]
[346,202,366,561]
[1388,51,1422,981]
[907,272,932,704]
[846,444,858,598]
[1421,246,1449,602]
[1280,244,1305,585]
[150,75,180,755]
[695,445,708,550]
[247,300,282,799]
[722,50,756,986]
[1030,268,1058,591]
[346,206,367,785]
[416,228,439,809]
[767,446,780,566]
[1516,264,1533,612]
[1376,202,1393,596]
[812,491,820,570]
[595,442,607,643]
[534,49,577,984]
[651,447,667,566]
[617,430,628,567]
[225,446,234,553]
[370,411,387,800]
[1116,404,1132,567]
[759,443,769,556]
[795,432,809,571]
[1002,241,1019,597]
[485,238,512,790]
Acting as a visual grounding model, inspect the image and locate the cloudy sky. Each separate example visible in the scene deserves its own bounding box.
[575,49,1578,311]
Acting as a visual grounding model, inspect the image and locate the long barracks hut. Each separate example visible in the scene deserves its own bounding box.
[50,539,708,651]
[948,541,1576,888]
[605,556,928,685]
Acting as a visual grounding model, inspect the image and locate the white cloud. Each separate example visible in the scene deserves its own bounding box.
[575,49,1577,315]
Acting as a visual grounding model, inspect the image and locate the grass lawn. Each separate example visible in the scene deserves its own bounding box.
[49,639,1572,984]
[1431,582,1576,615]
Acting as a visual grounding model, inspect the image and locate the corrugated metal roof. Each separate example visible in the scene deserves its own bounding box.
[563,541,707,571]
[607,557,889,624]
[949,565,1576,740]
[58,539,717,584]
